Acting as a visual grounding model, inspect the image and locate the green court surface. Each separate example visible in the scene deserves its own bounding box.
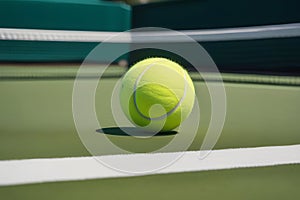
[0,65,300,160]
[0,65,300,200]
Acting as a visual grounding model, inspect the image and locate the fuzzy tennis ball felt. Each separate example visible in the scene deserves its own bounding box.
[119,57,195,132]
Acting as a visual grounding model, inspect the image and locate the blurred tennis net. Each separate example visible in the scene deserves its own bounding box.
[1,23,300,43]
[1,23,300,74]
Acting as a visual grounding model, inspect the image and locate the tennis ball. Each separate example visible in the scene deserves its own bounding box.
[119,57,195,132]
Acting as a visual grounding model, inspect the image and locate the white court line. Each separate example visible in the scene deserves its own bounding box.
[0,23,300,43]
[0,144,300,186]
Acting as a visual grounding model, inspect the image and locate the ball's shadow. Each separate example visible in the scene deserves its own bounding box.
[96,127,178,137]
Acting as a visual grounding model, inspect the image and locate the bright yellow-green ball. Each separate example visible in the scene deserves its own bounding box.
[119,57,195,132]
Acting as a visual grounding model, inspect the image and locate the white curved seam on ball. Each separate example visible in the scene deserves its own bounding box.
[133,63,188,121]
[133,63,155,120]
